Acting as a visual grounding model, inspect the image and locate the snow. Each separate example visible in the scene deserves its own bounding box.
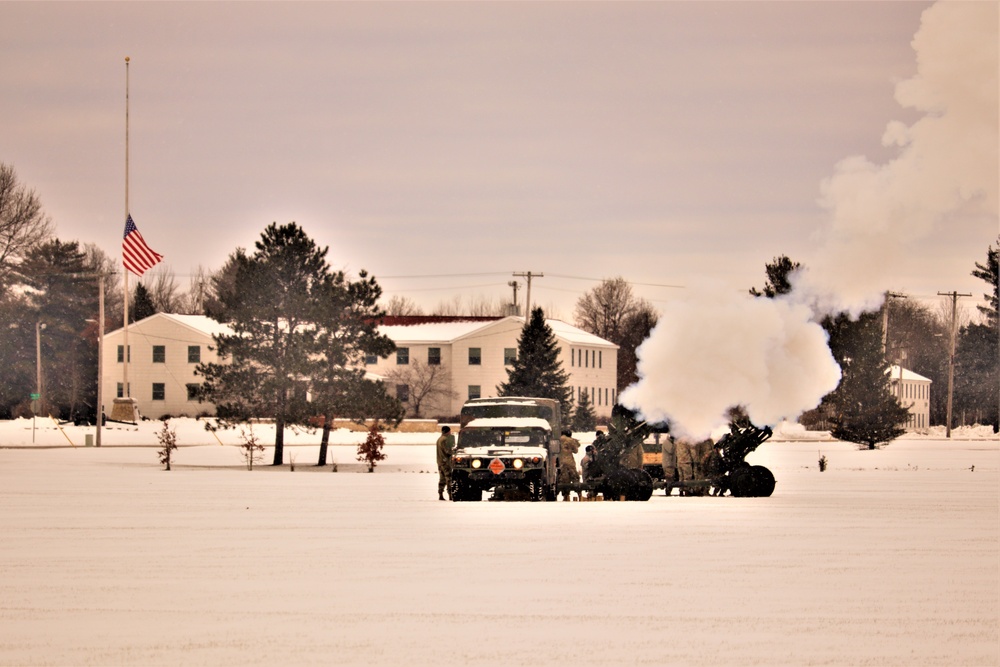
[0,419,997,666]
[463,416,552,430]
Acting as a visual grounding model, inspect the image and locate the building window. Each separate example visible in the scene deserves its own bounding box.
[571,349,575,367]
[152,345,165,363]
[365,353,378,365]
[116,383,123,398]
[599,350,602,368]
[152,383,165,401]
[396,348,409,365]
[428,347,441,365]
[186,384,200,401]
[504,348,516,366]
[396,384,409,402]
[468,347,481,365]
[468,385,481,400]
[117,345,130,363]
[188,345,201,363]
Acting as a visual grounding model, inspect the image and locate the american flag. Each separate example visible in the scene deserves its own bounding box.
[122,214,164,276]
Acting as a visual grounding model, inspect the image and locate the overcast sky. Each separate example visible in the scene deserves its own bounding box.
[2,1,996,318]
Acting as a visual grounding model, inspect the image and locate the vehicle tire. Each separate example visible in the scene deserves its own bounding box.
[602,468,654,501]
[451,480,481,502]
[749,465,776,497]
[625,469,654,501]
[727,466,754,497]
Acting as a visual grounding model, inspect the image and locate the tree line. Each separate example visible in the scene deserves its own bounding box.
[1,161,997,447]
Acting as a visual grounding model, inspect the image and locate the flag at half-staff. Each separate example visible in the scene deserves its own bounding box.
[122,214,163,276]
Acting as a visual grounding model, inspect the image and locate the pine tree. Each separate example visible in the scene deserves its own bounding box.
[131,282,156,322]
[824,311,909,449]
[572,388,596,432]
[497,307,573,418]
[197,222,329,466]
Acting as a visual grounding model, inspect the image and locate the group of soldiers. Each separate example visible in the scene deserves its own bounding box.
[557,428,646,498]
[661,436,725,495]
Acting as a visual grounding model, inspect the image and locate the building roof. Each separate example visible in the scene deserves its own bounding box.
[105,313,233,339]
[379,315,617,348]
[106,313,617,348]
[888,365,932,383]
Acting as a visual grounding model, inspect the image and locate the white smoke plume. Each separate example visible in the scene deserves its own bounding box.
[798,1,998,315]
[619,287,842,441]
[622,2,997,440]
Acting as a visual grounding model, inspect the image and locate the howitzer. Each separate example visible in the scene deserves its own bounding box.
[711,423,775,497]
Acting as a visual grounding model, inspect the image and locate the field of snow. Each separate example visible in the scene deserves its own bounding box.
[0,418,996,666]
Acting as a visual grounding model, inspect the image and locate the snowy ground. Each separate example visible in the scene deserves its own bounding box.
[0,419,997,666]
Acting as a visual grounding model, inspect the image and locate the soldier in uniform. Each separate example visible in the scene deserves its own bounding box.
[436,425,455,501]
[558,429,581,500]
[661,437,678,495]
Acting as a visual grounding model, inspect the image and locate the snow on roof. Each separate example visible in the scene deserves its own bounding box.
[464,417,552,430]
[379,316,616,347]
[545,319,618,347]
[104,313,233,339]
[378,320,497,343]
[888,365,932,383]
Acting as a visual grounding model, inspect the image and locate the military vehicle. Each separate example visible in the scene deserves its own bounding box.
[449,397,561,501]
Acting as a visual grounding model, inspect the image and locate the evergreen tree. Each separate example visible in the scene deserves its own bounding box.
[311,268,402,466]
[954,323,999,429]
[971,237,998,328]
[571,388,596,432]
[130,282,156,322]
[198,223,329,465]
[823,311,909,449]
[749,255,801,298]
[17,239,99,421]
[497,307,573,418]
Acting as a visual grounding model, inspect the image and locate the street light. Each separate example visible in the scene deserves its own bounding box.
[35,320,46,413]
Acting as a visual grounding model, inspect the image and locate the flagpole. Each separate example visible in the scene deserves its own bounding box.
[123,56,130,401]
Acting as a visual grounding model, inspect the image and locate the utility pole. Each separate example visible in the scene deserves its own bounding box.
[512,272,543,318]
[938,291,971,438]
[881,291,907,400]
[507,280,520,316]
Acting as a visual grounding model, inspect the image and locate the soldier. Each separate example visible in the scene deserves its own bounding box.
[436,425,455,501]
[558,429,581,500]
[661,436,678,495]
[620,436,645,470]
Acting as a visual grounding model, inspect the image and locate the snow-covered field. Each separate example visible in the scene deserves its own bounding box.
[0,419,997,666]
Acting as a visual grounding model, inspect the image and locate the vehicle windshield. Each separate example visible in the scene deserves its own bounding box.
[458,427,550,449]
[460,402,555,427]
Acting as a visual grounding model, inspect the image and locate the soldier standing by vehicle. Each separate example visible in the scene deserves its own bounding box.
[558,429,581,499]
[436,425,455,501]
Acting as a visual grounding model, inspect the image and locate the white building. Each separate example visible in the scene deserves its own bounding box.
[888,365,932,430]
[101,314,230,419]
[101,314,618,420]
[371,316,619,418]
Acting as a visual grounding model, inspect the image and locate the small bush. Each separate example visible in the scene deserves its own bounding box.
[157,420,178,471]
[818,453,828,472]
[357,423,387,472]
[238,425,265,471]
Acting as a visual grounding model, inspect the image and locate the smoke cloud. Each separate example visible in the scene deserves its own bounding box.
[798,1,998,315]
[621,2,997,440]
[619,287,842,441]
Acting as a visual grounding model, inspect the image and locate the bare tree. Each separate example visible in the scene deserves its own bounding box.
[174,265,211,315]
[574,277,642,342]
[82,243,124,327]
[143,265,182,313]
[0,163,54,289]
[384,359,457,418]
[384,295,425,317]
[574,277,659,392]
